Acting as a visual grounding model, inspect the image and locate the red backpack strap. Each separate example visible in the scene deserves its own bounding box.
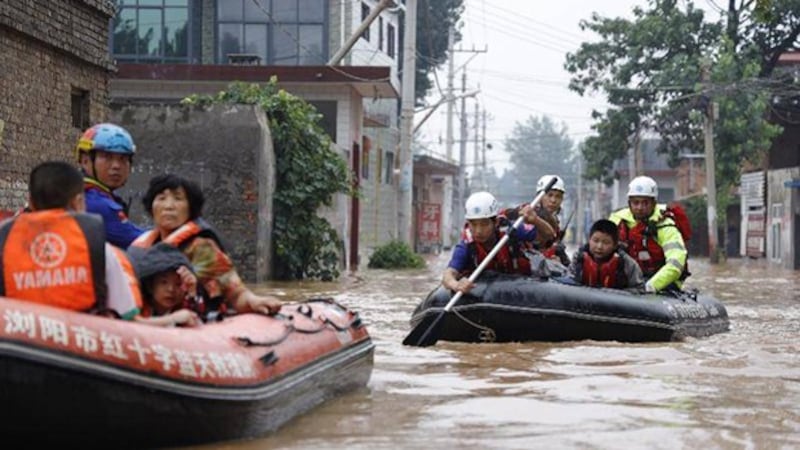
[661,202,692,242]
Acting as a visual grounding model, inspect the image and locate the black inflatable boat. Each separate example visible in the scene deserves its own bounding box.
[409,272,729,343]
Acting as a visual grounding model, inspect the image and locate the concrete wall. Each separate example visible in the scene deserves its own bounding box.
[0,0,113,211]
[110,104,275,283]
[767,167,800,269]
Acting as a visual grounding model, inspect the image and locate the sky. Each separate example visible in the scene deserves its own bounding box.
[414,0,678,175]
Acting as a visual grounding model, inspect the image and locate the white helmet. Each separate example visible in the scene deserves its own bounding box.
[536,175,566,193]
[627,176,658,198]
[464,191,499,219]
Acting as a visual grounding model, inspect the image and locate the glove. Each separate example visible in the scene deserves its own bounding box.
[644,282,657,294]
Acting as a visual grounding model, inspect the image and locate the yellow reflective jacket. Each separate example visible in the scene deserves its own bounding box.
[609,206,687,292]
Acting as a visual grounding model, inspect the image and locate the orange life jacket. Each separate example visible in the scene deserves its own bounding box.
[130,219,227,314]
[575,246,623,288]
[0,210,106,311]
[130,219,224,251]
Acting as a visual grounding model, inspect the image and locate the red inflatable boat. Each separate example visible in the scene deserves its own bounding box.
[0,296,373,447]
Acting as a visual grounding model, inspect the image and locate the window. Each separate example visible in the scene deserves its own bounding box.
[218,0,326,65]
[378,17,383,51]
[361,136,371,179]
[111,0,189,62]
[361,3,370,41]
[383,150,394,184]
[308,100,337,141]
[71,88,90,130]
[387,23,395,58]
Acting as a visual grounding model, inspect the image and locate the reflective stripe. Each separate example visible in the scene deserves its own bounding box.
[663,242,685,252]
[667,258,684,270]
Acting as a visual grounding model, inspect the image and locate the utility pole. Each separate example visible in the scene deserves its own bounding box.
[576,156,584,245]
[397,0,416,245]
[481,108,488,190]
[445,26,455,162]
[634,125,643,176]
[473,100,480,190]
[457,71,468,229]
[702,59,720,263]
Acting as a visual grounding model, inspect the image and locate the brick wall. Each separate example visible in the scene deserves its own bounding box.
[0,0,113,211]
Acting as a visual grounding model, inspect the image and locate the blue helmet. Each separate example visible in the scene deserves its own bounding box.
[75,123,135,160]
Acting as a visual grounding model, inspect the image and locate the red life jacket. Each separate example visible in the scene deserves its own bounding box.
[468,235,532,275]
[0,210,107,311]
[540,222,561,258]
[576,247,623,288]
[618,204,691,278]
[464,218,531,276]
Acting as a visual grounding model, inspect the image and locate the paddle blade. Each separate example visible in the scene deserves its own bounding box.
[402,310,447,347]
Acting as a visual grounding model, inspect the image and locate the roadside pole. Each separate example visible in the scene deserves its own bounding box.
[397,0,416,245]
[701,59,720,263]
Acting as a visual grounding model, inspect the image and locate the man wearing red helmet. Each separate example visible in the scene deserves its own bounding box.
[76,123,144,248]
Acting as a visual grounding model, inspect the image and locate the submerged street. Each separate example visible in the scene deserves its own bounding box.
[193,254,800,450]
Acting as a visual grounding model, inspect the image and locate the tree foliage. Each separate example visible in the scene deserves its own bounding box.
[367,240,426,269]
[564,0,797,228]
[182,80,350,281]
[504,115,575,203]
[407,0,465,102]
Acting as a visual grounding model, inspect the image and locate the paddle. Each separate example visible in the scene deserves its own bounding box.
[402,177,559,347]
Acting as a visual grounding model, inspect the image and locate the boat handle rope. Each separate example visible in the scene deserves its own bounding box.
[451,308,496,343]
[234,309,361,347]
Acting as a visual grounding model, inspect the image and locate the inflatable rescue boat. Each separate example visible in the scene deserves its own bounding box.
[0,296,373,447]
[409,272,729,343]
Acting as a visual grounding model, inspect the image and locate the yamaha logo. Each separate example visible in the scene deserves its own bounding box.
[30,232,67,269]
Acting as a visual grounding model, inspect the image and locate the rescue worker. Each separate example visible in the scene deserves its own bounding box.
[442,191,542,295]
[609,176,688,293]
[569,219,643,290]
[0,161,142,319]
[532,174,570,265]
[76,123,144,248]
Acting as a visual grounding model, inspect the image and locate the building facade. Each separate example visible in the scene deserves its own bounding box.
[108,0,408,270]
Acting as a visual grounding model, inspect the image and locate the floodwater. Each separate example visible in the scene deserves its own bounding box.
[196,254,800,450]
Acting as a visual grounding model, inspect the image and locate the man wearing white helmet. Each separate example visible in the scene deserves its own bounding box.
[533,175,569,265]
[442,191,543,294]
[609,176,688,293]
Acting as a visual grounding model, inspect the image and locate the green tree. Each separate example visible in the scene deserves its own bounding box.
[183,80,351,281]
[405,0,465,102]
[564,0,796,250]
[504,115,575,204]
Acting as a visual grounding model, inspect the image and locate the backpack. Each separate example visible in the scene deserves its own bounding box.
[659,202,692,281]
[660,202,691,245]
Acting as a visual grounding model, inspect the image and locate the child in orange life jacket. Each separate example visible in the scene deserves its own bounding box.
[569,219,644,290]
[130,243,203,327]
[443,191,541,295]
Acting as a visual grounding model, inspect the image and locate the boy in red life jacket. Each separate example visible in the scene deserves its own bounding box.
[569,219,643,290]
[443,191,541,295]
[0,162,142,319]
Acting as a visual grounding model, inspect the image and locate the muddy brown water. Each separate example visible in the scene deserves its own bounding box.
[192,254,800,450]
